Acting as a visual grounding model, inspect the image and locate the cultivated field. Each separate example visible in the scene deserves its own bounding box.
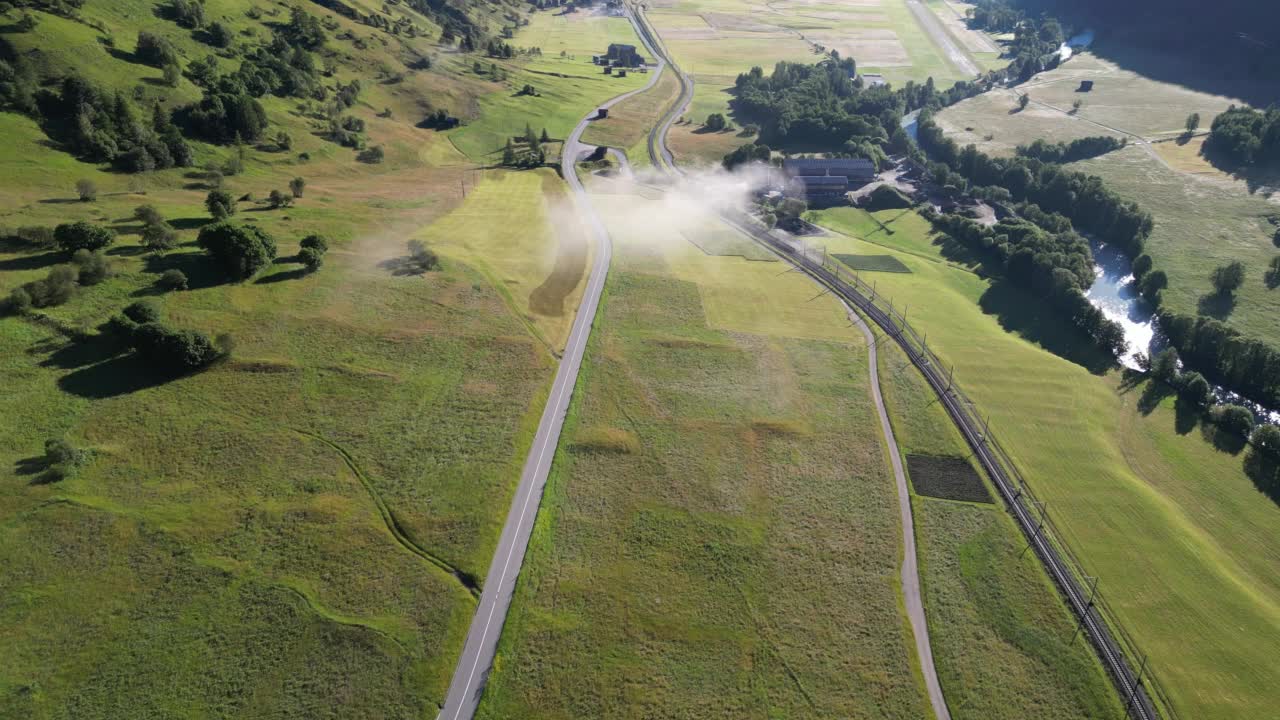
[581,64,684,167]
[476,179,932,718]
[807,207,1280,720]
[934,46,1280,348]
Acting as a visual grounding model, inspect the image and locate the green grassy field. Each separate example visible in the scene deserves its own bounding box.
[0,0,633,714]
[877,338,1123,720]
[807,206,1280,720]
[445,11,648,162]
[581,64,683,167]
[476,179,935,719]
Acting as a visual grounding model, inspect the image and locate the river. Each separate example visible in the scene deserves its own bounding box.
[1084,240,1280,423]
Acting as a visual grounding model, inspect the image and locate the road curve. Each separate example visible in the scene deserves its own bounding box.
[436,56,666,720]
[633,7,953,719]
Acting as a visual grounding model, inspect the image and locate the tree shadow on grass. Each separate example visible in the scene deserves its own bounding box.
[58,354,174,399]
[170,217,212,231]
[140,251,223,291]
[1244,449,1280,506]
[1197,292,1236,320]
[255,267,309,284]
[37,333,125,371]
[1136,378,1174,415]
[14,456,45,476]
[1173,394,1202,435]
[977,279,1116,375]
[0,250,63,272]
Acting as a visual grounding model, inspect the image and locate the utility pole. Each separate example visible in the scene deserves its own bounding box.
[1071,576,1100,644]
[1020,500,1047,558]
[1122,654,1149,720]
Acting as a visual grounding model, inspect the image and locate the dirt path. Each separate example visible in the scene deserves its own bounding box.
[844,301,954,720]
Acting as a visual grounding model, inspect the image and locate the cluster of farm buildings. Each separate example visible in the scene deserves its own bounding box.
[782,158,878,203]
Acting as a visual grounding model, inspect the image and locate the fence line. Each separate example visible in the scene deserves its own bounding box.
[721,210,1176,720]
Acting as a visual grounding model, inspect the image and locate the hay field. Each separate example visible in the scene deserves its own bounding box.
[807,207,1280,720]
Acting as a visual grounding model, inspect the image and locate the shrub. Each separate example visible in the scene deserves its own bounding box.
[705,113,726,131]
[132,322,221,373]
[1214,404,1255,438]
[207,21,233,47]
[1252,424,1280,458]
[134,204,164,226]
[20,265,79,307]
[289,176,306,198]
[299,246,324,271]
[55,222,115,253]
[136,32,180,68]
[205,189,237,219]
[1177,371,1213,407]
[159,268,188,291]
[1211,261,1245,296]
[406,239,439,272]
[1131,254,1153,281]
[299,234,329,253]
[3,287,33,314]
[71,249,110,285]
[75,178,97,202]
[1150,347,1179,381]
[268,189,293,209]
[196,222,277,280]
[142,222,179,253]
[42,437,87,480]
[123,299,162,324]
[358,145,385,163]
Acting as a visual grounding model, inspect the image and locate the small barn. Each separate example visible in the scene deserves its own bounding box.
[606,43,644,67]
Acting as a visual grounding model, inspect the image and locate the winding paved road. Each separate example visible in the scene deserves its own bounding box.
[630,7,953,719]
[436,56,665,720]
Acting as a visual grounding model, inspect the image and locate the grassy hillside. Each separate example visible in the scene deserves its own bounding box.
[807,206,1280,720]
[0,0,643,716]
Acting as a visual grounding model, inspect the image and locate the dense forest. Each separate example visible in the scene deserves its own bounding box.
[916,116,1153,258]
[1205,106,1280,168]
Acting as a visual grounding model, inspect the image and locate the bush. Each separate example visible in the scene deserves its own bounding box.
[358,145,385,163]
[300,234,329,253]
[205,189,237,219]
[136,32,180,68]
[268,189,293,209]
[132,322,221,373]
[1252,424,1280,458]
[289,177,306,198]
[71,249,110,285]
[123,299,162,324]
[19,265,79,308]
[134,204,164,226]
[298,246,324,272]
[196,222,277,280]
[705,113,727,131]
[142,222,179,253]
[159,268,188,291]
[76,178,97,202]
[1177,371,1213,407]
[42,437,87,480]
[1211,261,1245,296]
[55,222,115,253]
[4,287,33,314]
[406,239,439,272]
[1214,404,1255,438]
